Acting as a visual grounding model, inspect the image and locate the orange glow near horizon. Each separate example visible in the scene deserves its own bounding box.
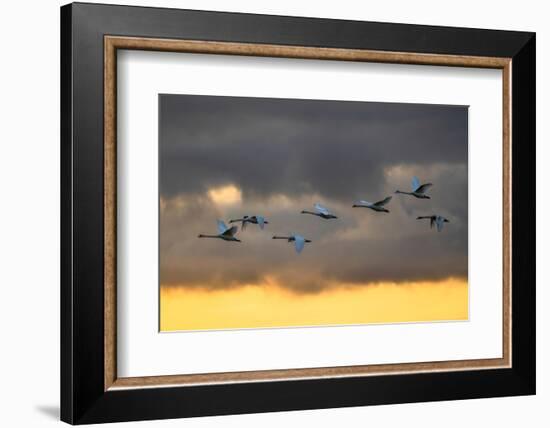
[160,278,468,331]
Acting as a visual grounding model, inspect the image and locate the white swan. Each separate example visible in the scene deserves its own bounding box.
[229,215,268,230]
[301,203,338,219]
[417,215,450,232]
[272,234,312,253]
[395,176,432,199]
[352,196,392,213]
[198,220,241,242]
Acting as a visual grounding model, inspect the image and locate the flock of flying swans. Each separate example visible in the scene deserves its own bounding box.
[198,176,451,253]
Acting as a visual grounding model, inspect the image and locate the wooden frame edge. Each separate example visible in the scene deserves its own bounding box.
[110,357,508,390]
[502,61,512,369]
[103,35,512,391]
[105,35,511,68]
[104,37,117,390]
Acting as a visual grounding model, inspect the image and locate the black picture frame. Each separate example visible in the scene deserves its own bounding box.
[61,2,535,424]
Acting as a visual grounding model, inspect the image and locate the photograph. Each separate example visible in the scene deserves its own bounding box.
[55,2,537,424]
[159,94,469,331]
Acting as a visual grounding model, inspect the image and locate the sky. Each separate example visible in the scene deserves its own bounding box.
[159,94,468,331]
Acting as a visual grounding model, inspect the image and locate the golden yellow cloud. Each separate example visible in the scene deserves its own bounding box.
[207,184,242,206]
[160,278,467,331]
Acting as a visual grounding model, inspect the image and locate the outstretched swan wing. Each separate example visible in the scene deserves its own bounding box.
[412,176,421,191]
[294,235,306,253]
[374,196,392,206]
[222,225,238,237]
[217,220,228,234]
[314,203,330,215]
[415,183,433,194]
[257,216,265,229]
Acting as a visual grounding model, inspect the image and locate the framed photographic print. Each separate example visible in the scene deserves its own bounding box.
[60,2,535,424]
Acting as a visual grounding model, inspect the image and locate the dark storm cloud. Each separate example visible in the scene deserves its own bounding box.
[160,95,467,202]
[159,94,468,292]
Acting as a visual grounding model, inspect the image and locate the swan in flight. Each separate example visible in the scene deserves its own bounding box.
[198,220,241,242]
[417,215,450,232]
[272,234,312,254]
[301,203,338,219]
[395,176,432,199]
[352,196,392,213]
[229,215,269,230]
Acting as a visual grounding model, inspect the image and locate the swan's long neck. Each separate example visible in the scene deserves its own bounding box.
[273,236,290,240]
[301,210,317,216]
[198,234,218,238]
[396,190,412,195]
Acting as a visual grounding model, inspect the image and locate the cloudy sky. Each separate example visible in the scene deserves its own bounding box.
[158,94,468,330]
